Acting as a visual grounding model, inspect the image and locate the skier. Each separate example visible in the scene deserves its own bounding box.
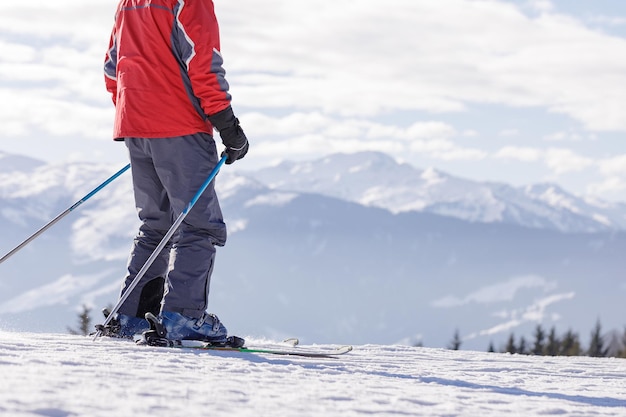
[101,0,248,343]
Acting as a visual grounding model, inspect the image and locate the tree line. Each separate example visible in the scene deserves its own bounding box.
[449,320,626,358]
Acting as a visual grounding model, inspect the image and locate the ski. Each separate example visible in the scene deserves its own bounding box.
[136,333,351,358]
[166,341,353,358]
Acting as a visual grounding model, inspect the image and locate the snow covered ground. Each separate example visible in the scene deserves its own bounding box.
[1,331,625,416]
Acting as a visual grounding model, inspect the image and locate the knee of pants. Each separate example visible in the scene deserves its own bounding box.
[178,223,227,247]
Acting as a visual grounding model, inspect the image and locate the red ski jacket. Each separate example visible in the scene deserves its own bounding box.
[104,0,231,140]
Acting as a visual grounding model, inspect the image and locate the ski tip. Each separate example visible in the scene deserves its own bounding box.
[283,337,300,347]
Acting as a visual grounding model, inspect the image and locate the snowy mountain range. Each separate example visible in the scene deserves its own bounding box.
[0,150,624,351]
[250,152,626,233]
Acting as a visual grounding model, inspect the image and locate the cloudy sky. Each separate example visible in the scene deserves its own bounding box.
[0,0,625,202]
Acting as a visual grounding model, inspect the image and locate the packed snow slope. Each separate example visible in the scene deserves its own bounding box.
[1,331,625,417]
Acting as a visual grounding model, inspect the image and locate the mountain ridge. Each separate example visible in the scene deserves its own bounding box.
[249,151,626,233]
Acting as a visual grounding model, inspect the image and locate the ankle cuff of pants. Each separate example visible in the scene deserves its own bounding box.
[163,306,204,320]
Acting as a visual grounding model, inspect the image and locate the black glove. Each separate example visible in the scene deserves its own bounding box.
[208,106,249,165]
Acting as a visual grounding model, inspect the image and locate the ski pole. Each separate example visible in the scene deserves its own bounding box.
[93,154,227,340]
[0,163,131,266]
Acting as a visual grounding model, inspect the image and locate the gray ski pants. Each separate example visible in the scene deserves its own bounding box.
[118,133,227,320]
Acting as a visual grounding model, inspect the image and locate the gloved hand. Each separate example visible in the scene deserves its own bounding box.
[208,106,249,165]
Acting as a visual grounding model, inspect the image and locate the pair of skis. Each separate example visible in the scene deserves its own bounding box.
[96,310,352,359]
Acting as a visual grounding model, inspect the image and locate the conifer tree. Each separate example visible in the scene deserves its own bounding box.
[604,331,623,358]
[505,333,517,354]
[448,329,462,350]
[559,329,581,356]
[518,336,528,355]
[619,327,626,359]
[67,304,92,336]
[544,326,560,356]
[532,324,545,355]
[588,319,608,357]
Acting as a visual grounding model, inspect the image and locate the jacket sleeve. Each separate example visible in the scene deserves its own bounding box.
[104,25,118,106]
[176,1,232,117]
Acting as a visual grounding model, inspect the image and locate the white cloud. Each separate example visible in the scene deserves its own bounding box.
[464,291,576,340]
[253,135,405,159]
[0,1,113,45]
[494,145,597,176]
[526,0,555,14]
[0,89,112,139]
[544,148,594,175]
[598,154,626,176]
[242,112,480,162]
[498,129,520,137]
[0,272,109,314]
[242,112,331,137]
[543,131,586,142]
[244,192,298,208]
[587,177,626,197]
[494,146,542,162]
[217,0,626,130]
[405,122,457,140]
[0,40,37,63]
[432,275,556,308]
[589,15,626,27]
